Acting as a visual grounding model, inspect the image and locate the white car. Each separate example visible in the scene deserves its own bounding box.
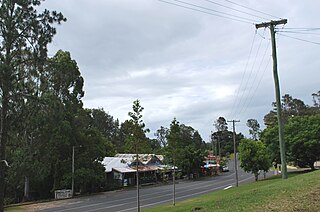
[222,166,229,172]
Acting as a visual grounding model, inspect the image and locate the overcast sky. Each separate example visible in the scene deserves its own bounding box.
[41,0,320,141]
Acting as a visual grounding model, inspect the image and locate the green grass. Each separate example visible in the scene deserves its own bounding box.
[144,170,320,212]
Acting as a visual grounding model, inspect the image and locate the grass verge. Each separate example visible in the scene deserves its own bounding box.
[144,170,320,212]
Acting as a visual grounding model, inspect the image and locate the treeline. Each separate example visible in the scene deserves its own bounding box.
[237,92,320,181]
[0,1,209,206]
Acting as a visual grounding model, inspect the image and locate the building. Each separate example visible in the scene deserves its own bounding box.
[102,154,174,187]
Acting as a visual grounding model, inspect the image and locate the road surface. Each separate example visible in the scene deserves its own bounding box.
[33,161,270,212]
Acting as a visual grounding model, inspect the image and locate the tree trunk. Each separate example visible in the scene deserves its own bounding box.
[0,88,9,212]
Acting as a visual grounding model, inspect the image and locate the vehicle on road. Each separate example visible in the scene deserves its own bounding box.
[222,166,229,172]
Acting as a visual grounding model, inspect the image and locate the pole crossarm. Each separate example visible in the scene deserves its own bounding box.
[255,19,287,29]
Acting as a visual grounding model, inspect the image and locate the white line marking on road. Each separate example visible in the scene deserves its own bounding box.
[223,185,232,190]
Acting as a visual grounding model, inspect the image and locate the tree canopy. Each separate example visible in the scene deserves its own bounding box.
[261,91,320,169]
[239,139,271,181]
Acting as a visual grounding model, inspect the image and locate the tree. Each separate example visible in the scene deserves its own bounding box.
[285,115,320,169]
[166,118,205,176]
[214,117,228,132]
[0,1,65,210]
[246,119,260,140]
[154,126,168,148]
[213,117,228,157]
[260,126,280,164]
[89,108,121,152]
[261,91,320,170]
[312,90,320,107]
[124,100,151,153]
[238,139,271,181]
[263,94,308,127]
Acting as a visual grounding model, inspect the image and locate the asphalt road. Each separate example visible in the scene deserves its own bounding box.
[39,161,271,212]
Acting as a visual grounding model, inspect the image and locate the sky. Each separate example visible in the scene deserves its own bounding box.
[40,0,320,141]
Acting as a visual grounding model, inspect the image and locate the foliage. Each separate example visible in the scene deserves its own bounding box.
[0,0,66,209]
[285,115,320,169]
[4,50,116,204]
[211,118,244,157]
[246,119,260,140]
[261,91,320,169]
[238,139,271,181]
[123,100,151,153]
[312,90,320,107]
[166,118,206,176]
[263,94,309,127]
[89,108,122,152]
[154,126,168,148]
[214,117,228,132]
[260,126,280,164]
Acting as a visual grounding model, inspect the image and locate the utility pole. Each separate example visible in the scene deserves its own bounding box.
[72,146,75,197]
[228,120,240,187]
[218,134,221,159]
[256,19,288,179]
[173,156,176,206]
[135,143,140,212]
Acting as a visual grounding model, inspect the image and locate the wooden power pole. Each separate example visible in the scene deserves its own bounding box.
[256,19,288,179]
[228,120,240,187]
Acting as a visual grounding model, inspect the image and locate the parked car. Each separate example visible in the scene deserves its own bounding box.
[222,166,229,172]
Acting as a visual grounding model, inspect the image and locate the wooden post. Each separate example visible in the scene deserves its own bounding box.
[256,19,288,179]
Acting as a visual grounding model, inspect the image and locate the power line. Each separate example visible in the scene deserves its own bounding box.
[241,43,271,115]
[282,27,320,31]
[232,29,266,118]
[158,0,254,24]
[243,57,271,115]
[203,0,269,21]
[228,32,257,118]
[277,30,320,36]
[172,0,257,22]
[277,33,320,45]
[223,0,282,20]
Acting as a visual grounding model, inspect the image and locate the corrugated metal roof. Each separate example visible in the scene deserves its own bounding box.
[113,167,136,173]
[102,154,167,174]
[101,157,129,172]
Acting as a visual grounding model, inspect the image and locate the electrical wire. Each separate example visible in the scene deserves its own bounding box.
[158,0,254,25]
[203,0,270,21]
[231,29,266,118]
[228,32,257,119]
[223,0,282,20]
[243,57,271,116]
[277,30,320,36]
[277,33,320,45]
[172,0,257,22]
[241,43,270,115]
[283,27,320,31]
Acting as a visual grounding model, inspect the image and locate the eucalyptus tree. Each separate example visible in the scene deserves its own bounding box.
[312,91,320,107]
[155,126,168,148]
[212,117,228,157]
[89,108,121,151]
[0,1,65,210]
[246,119,260,140]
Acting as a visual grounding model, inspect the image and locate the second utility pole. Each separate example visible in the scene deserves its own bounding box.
[256,19,288,179]
[228,120,240,187]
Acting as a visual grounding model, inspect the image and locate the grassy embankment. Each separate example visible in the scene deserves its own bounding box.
[144,170,320,212]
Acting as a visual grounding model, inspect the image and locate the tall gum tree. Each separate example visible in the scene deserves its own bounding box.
[0,1,65,210]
